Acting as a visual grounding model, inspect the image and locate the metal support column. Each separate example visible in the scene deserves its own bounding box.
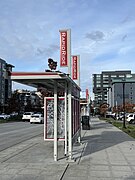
[78,99,81,144]
[68,82,73,160]
[54,81,58,161]
[64,82,68,156]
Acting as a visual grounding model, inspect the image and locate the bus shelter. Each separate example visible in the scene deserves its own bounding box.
[10,71,81,161]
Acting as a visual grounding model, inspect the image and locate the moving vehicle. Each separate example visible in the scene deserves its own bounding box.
[22,112,34,122]
[30,114,44,124]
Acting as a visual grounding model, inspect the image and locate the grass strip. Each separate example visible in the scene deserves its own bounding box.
[100,117,135,139]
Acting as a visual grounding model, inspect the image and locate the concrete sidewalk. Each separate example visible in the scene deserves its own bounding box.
[0,117,135,180]
[64,118,135,180]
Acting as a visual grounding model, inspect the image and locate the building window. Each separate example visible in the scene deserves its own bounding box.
[118,75,125,78]
[103,84,109,87]
[126,74,132,78]
[111,75,117,77]
[103,75,108,77]
[96,80,101,83]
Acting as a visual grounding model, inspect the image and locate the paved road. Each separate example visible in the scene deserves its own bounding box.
[0,122,43,151]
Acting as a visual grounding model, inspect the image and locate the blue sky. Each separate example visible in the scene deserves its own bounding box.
[1,0,135,99]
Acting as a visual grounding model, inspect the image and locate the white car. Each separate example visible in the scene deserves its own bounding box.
[30,114,44,124]
[22,112,34,122]
[126,113,135,124]
[0,113,10,119]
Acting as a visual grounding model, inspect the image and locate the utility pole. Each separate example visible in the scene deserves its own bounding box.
[123,82,126,128]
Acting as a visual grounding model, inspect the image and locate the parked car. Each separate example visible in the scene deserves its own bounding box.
[116,114,123,121]
[106,112,116,119]
[126,113,135,124]
[0,113,10,119]
[30,114,44,124]
[22,112,34,122]
[116,112,126,121]
[10,112,18,117]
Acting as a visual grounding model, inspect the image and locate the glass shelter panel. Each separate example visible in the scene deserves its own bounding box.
[44,97,65,140]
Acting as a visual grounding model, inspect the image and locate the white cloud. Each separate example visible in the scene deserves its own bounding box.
[85,31,105,41]
[118,46,135,55]
[1,0,135,98]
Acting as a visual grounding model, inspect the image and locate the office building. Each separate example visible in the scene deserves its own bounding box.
[93,70,133,106]
[108,78,135,108]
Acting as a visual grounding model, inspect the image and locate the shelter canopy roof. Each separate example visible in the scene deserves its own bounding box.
[10,71,81,96]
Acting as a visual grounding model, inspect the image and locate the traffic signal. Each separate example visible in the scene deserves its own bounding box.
[48,58,57,70]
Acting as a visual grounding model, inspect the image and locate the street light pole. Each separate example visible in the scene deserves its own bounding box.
[123,82,126,128]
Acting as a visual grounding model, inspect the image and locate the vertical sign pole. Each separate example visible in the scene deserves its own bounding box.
[68,82,73,160]
[77,55,80,87]
[123,82,126,128]
[64,82,68,156]
[54,81,58,161]
[67,29,71,77]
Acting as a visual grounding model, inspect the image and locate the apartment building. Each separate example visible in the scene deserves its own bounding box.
[0,58,14,112]
[93,70,133,106]
[15,90,43,113]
